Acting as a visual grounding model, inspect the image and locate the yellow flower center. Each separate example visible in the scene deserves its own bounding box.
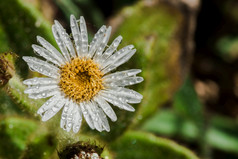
[59,57,104,102]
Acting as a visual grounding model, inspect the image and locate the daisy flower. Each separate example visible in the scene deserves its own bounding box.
[23,15,143,133]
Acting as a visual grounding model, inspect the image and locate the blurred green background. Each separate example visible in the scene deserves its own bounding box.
[0,0,238,158]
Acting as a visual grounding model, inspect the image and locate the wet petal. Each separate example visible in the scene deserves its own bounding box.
[88,25,107,58]
[54,20,77,58]
[93,26,112,62]
[36,36,66,64]
[101,91,135,112]
[79,16,88,56]
[37,94,61,116]
[94,96,117,122]
[23,56,59,78]
[70,14,81,57]
[80,102,95,130]
[41,98,66,121]
[52,24,71,62]
[23,77,57,86]
[72,105,82,133]
[99,35,123,65]
[28,88,60,99]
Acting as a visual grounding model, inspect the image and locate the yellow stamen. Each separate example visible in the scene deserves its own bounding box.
[59,57,104,102]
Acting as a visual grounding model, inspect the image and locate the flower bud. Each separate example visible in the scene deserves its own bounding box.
[58,141,104,159]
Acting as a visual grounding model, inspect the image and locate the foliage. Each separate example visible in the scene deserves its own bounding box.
[1,0,238,159]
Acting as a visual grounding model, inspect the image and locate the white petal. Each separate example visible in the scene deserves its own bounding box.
[113,87,143,98]
[23,77,57,86]
[32,45,61,66]
[65,101,75,132]
[101,45,133,68]
[28,88,60,99]
[23,56,59,72]
[80,102,95,130]
[60,100,82,133]
[37,94,61,116]
[70,15,81,57]
[60,100,70,130]
[23,56,59,78]
[52,24,71,62]
[86,101,102,132]
[99,35,123,65]
[112,87,143,102]
[101,91,135,112]
[103,69,142,82]
[95,103,110,132]
[41,98,66,121]
[102,49,136,74]
[36,36,66,64]
[24,84,59,94]
[80,16,88,56]
[60,99,82,133]
[91,101,110,132]
[54,20,77,58]
[93,96,117,122]
[93,26,112,62]
[72,105,82,133]
[88,25,107,58]
[102,88,142,104]
[105,76,144,87]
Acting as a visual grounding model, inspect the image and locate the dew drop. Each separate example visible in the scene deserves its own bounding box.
[114,40,119,47]
[83,111,88,115]
[129,81,134,85]
[67,116,73,121]
[52,107,58,112]
[67,122,72,128]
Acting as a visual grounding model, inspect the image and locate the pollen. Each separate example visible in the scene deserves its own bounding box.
[59,58,104,102]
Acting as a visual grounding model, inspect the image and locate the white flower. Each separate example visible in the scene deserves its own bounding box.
[23,15,143,133]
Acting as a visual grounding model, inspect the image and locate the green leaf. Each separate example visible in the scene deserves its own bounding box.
[114,2,185,127]
[54,0,81,20]
[0,0,55,56]
[141,109,238,154]
[0,0,56,77]
[110,131,199,159]
[173,77,204,124]
[0,117,38,158]
[0,23,10,52]
[54,0,104,27]
[216,36,238,61]
[173,77,208,157]
[19,129,57,159]
[207,115,238,153]
[141,110,199,140]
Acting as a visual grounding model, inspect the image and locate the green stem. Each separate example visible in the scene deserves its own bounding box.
[6,75,45,115]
